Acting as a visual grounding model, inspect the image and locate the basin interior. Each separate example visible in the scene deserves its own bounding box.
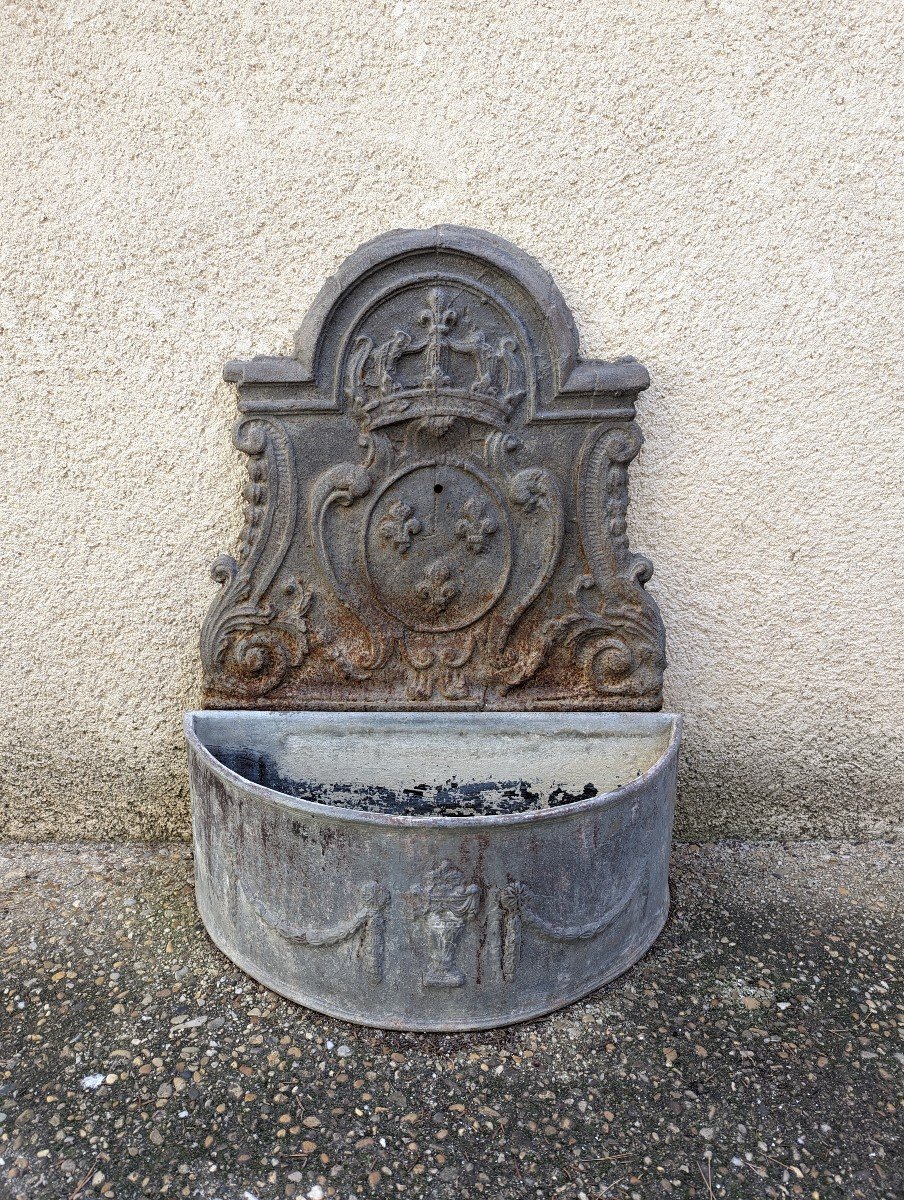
[191,712,675,818]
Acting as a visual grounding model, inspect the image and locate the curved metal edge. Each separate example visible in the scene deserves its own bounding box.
[193,888,670,1034]
[222,226,650,397]
[183,710,682,832]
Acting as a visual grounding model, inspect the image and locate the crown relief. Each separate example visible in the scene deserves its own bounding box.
[344,286,525,431]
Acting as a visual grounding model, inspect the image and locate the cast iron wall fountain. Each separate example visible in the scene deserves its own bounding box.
[185,227,681,1030]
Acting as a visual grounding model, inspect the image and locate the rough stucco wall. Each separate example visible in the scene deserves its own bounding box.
[1,1,901,841]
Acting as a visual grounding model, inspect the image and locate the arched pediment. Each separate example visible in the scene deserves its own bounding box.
[224,225,649,422]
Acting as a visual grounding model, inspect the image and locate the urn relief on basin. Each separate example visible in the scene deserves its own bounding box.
[186,226,681,1031]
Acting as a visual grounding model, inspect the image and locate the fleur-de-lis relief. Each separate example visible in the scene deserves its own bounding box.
[416,559,459,614]
[408,861,480,988]
[419,287,459,389]
[377,498,422,554]
[455,496,498,555]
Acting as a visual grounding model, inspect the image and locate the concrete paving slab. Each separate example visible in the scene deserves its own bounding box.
[0,842,899,1199]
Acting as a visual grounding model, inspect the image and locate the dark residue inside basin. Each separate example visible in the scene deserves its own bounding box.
[216,748,600,817]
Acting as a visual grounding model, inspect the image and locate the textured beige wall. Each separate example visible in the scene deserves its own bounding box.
[1,1,901,840]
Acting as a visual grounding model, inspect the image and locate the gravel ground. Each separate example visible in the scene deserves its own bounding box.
[0,841,900,1200]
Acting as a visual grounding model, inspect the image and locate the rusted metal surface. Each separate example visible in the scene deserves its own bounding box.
[186,711,681,1032]
[200,226,665,711]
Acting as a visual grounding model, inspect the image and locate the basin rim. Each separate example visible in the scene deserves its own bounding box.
[184,709,682,830]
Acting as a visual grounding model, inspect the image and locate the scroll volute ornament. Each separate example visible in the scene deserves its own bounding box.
[201,226,665,710]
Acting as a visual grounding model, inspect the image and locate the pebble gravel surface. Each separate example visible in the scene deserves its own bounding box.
[0,842,900,1199]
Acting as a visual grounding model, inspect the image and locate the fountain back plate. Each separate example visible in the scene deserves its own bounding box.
[201,226,665,712]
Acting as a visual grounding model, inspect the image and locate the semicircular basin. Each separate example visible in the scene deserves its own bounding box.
[186,710,681,1032]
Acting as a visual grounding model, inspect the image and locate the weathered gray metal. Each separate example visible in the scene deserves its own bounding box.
[186,711,680,1031]
[201,226,665,711]
[189,227,680,1030]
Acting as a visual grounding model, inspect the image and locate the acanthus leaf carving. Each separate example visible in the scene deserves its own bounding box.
[209,575,314,698]
[566,424,666,704]
[201,418,314,700]
[487,465,565,689]
[309,459,397,680]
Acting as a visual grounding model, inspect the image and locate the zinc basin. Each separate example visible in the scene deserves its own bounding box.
[185,710,681,1032]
